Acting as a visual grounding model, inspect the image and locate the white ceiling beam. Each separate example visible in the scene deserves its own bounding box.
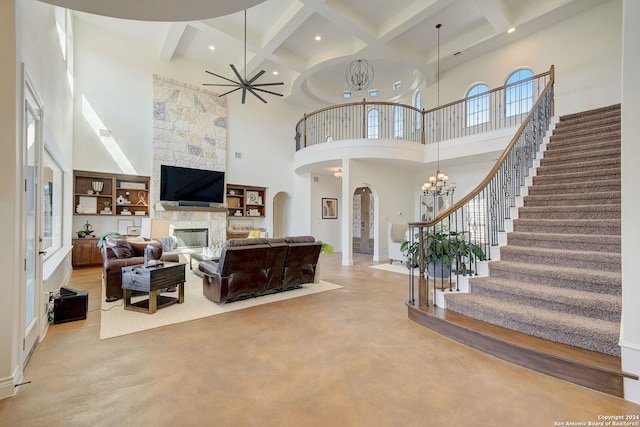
[472,0,512,32]
[158,22,187,61]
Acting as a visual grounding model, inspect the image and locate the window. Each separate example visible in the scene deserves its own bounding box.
[42,150,63,257]
[414,91,422,130]
[367,108,379,139]
[505,69,534,118]
[466,84,490,127]
[393,105,404,138]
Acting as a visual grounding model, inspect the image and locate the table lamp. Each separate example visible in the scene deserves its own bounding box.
[141,218,170,266]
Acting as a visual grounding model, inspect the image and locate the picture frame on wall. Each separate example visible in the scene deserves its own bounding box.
[420,195,446,222]
[126,226,141,236]
[322,198,338,219]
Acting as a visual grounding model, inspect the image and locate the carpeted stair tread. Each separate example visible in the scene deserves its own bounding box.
[528,179,620,195]
[518,204,620,220]
[487,260,621,294]
[558,104,620,122]
[506,231,621,253]
[540,148,620,166]
[513,218,620,235]
[544,139,620,158]
[443,293,620,356]
[499,246,620,272]
[533,167,620,184]
[550,123,620,140]
[524,192,621,207]
[535,158,619,176]
[467,277,621,322]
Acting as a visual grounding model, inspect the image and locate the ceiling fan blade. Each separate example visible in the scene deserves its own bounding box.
[229,64,245,83]
[203,83,242,87]
[252,87,284,97]
[252,82,285,87]
[246,69,265,84]
[247,87,268,103]
[205,70,239,85]
[218,87,243,97]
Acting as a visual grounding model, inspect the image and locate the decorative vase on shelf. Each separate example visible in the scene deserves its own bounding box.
[76,204,84,214]
[92,181,104,195]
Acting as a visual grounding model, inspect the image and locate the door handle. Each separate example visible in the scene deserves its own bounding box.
[38,251,47,255]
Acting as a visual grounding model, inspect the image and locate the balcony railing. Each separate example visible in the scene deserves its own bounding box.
[295,66,553,150]
[406,66,555,308]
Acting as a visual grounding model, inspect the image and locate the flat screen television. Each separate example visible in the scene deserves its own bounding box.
[160,165,225,205]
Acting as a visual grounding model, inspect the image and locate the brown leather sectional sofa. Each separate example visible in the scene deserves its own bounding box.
[198,236,322,303]
[101,236,180,302]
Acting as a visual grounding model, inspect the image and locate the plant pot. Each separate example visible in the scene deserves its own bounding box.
[427,260,451,279]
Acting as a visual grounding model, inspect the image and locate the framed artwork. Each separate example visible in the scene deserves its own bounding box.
[322,198,338,219]
[118,219,134,235]
[420,195,446,222]
[127,226,142,236]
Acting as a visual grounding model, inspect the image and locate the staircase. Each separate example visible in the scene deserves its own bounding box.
[444,104,622,357]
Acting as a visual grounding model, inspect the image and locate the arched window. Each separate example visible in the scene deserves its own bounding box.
[393,105,404,138]
[414,91,422,130]
[367,108,379,138]
[466,84,490,127]
[505,69,534,118]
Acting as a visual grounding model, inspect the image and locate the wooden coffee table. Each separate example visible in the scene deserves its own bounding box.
[121,262,186,314]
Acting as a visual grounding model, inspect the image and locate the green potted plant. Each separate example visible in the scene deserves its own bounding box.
[320,242,334,255]
[76,230,86,238]
[401,230,485,277]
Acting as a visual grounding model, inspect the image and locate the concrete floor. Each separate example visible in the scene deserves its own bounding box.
[1,253,639,427]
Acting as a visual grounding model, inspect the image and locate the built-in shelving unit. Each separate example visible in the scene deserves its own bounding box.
[73,170,150,217]
[226,184,266,218]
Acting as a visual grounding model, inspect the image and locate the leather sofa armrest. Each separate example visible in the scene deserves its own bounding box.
[199,260,219,276]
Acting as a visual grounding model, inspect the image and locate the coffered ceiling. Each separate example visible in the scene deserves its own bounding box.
[45,0,608,107]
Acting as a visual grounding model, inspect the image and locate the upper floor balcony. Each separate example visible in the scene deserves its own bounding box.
[294,68,553,172]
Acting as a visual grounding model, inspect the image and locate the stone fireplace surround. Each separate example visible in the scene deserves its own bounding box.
[150,75,228,246]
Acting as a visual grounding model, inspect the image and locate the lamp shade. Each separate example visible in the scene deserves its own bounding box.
[141,218,170,239]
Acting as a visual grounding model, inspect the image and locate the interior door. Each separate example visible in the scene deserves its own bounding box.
[352,187,374,255]
[22,74,43,366]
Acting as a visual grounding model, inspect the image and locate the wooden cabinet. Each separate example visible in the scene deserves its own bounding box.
[226,184,266,218]
[72,238,102,267]
[74,170,149,217]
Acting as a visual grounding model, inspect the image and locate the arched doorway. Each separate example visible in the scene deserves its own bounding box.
[272,191,291,238]
[352,186,374,255]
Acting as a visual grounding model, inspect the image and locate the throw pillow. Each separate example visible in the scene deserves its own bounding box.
[105,237,134,258]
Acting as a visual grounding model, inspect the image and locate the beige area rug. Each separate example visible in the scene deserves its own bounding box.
[100,270,342,340]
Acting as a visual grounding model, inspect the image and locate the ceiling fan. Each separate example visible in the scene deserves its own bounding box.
[203,9,284,104]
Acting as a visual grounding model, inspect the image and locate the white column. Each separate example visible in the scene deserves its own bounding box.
[341,159,353,266]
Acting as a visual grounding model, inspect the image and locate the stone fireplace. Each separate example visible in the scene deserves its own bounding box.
[150,75,228,244]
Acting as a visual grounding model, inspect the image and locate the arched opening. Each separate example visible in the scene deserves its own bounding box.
[272,191,291,238]
[352,186,374,255]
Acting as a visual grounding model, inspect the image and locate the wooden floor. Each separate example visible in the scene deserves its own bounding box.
[1,253,639,427]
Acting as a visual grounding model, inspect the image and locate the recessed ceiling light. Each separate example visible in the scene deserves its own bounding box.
[507,27,516,34]
[208,45,215,51]
[272,71,279,76]
[315,35,322,41]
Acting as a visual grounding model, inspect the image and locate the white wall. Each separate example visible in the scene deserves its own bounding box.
[310,174,342,250]
[620,0,640,404]
[414,1,622,118]
[1,0,74,400]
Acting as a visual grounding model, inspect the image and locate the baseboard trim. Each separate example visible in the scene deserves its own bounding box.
[0,365,21,400]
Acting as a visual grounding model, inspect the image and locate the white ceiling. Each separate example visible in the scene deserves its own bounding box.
[56,0,608,107]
